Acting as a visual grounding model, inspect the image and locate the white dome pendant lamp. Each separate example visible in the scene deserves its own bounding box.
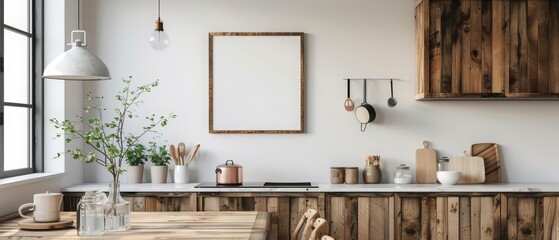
[43,0,110,80]
[148,0,169,51]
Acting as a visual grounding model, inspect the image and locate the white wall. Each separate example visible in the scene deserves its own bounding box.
[80,0,559,183]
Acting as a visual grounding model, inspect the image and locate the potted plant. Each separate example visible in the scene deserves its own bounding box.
[148,142,171,184]
[125,142,147,183]
[50,77,176,231]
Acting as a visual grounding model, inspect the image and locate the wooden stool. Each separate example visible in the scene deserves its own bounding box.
[292,209,319,240]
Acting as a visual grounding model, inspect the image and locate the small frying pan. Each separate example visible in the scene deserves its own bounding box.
[355,80,376,132]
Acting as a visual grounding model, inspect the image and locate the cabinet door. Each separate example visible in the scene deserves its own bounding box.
[416,0,559,99]
[325,194,394,240]
[396,194,500,240]
[502,195,559,239]
[198,193,321,240]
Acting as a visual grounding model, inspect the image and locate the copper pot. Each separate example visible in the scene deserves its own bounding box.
[215,160,243,185]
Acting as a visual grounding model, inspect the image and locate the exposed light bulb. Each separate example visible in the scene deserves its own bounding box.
[149,29,169,51]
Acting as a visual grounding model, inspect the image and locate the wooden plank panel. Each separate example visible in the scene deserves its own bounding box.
[480,197,495,240]
[518,197,536,239]
[518,0,529,93]
[276,197,290,240]
[536,197,545,240]
[509,0,521,93]
[538,0,549,94]
[527,0,540,93]
[500,194,508,240]
[202,196,220,211]
[416,0,426,96]
[265,197,278,240]
[492,0,504,93]
[372,197,389,240]
[436,197,448,240]
[494,194,502,240]
[391,195,399,240]
[420,197,436,239]
[401,197,421,240]
[507,196,519,239]
[450,0,462,94]
[329,197,345,239]
[429,0,442,94]
[460,197,472,239]
[461,0,472,93]
[471,197,481,240]
[551,0,559,93]
[133,197,145,212]
[503,1,510,95]
[470,0,482,93]
[358,197,370,240]
[481,0,493,93]
[448,197,460,239]
[440,0,453,93]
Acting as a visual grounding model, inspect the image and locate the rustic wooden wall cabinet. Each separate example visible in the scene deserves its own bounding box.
[63,191,559,240]
[416,0,559,100]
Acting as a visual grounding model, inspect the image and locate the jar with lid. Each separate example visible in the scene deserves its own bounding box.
[77,190,107,236]
[394,164,412,184]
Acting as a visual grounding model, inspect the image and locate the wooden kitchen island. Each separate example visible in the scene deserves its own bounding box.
[0,211,270,239]
[61,183,559,240]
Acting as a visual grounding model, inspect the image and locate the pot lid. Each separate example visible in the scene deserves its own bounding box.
[217,160,242,168]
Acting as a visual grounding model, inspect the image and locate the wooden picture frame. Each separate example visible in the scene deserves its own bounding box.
[209,32,305,134]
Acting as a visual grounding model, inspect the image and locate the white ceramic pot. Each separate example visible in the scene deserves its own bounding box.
[151,165,168,184]
[174,165,190,184]
[127,165,144,183]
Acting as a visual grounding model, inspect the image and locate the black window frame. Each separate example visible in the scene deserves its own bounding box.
[0,0,44,179]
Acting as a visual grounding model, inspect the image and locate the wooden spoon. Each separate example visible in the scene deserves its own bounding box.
[169,144,179,165]
[178,142,186,165]
[344,79,355,111]
[185,144,200,166]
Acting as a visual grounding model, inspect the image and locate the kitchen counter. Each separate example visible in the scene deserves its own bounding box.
[62,182,559,193]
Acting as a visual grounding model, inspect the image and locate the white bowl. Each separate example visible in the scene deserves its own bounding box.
[437,171,462,185]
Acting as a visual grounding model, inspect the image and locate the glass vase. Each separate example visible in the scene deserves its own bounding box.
[104,181,131,231]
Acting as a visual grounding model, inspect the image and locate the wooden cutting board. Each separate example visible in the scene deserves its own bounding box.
[415,140,437,183]
[449,156,485,184]
[472,143,501,183]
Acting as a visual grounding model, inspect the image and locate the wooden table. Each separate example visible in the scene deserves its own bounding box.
[0,211,270,239]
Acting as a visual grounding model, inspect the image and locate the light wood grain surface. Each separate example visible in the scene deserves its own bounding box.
[0,211,270,239]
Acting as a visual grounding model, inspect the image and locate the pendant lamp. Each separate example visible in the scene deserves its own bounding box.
[43,0,110,80]
[148,0,169,51]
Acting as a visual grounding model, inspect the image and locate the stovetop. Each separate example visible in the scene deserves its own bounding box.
[195,182,319,188]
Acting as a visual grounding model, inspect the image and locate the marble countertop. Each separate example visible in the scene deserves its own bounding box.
[62,182,559,193]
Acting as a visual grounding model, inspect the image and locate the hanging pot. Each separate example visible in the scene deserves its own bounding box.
[355,80,376,132]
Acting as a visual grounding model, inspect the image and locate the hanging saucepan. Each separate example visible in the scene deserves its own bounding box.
[355,80,376,132]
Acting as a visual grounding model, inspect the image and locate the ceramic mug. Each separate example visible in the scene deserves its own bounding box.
[18,191,63,222]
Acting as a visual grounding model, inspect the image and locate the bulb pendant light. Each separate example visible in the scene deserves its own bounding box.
[149,0,169,51]
[43,1,110,80]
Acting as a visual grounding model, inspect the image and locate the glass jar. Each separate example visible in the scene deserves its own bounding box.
[394,164,412,184]
[77,190,107,236]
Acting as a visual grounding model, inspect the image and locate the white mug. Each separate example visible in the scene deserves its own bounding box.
[18,191,63,223]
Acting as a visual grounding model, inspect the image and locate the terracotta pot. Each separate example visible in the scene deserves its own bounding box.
[127,165,144,183]
[151,165,168,184]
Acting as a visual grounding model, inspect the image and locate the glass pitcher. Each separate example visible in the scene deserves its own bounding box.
[77,190,107,236]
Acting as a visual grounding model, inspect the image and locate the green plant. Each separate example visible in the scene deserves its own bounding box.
[148,142,171,166]
[50,77,176,183]
[125,143,147,166]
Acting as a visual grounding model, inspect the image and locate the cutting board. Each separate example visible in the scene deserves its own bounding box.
[415,141,437,183]
[472,143,501,183]
[449,156,485,184]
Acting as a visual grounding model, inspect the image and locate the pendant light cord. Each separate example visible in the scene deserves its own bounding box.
[158,0,161,19]
[77,0,81,30]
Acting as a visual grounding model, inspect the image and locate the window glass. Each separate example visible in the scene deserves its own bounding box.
[4,106,31,171]
[4,0,29,32]
[4,30,30,104]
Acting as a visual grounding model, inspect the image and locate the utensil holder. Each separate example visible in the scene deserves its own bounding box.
[174,165,190,184]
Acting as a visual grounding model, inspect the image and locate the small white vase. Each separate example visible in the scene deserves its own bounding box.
[127,165,144,183]
[174,165,190,184]
[151,165,168,184]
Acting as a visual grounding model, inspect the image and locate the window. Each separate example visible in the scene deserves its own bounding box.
[1,0,43,178]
